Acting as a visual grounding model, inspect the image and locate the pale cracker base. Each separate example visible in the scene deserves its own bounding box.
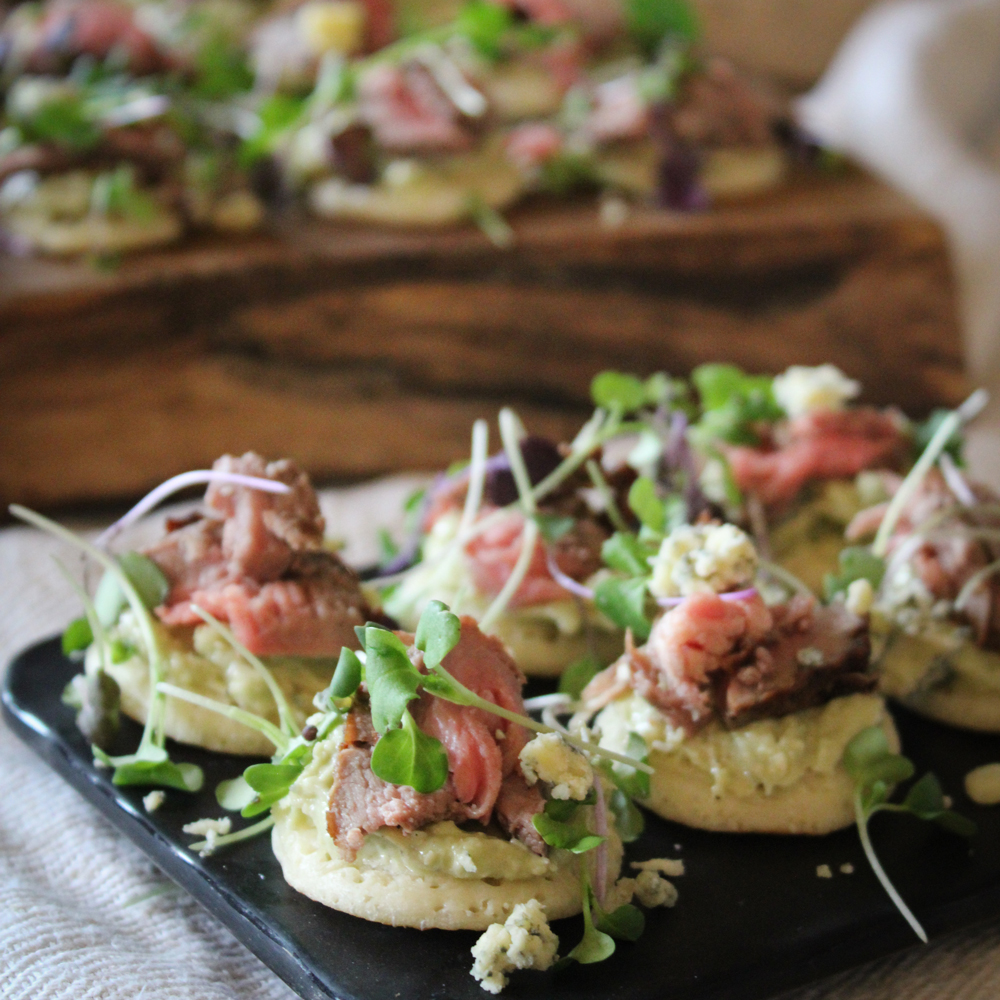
[642,714,901,835]
[271,814,624,931]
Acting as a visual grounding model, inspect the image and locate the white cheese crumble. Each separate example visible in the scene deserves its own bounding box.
[631,858,685,878]
[142,791,165,813]
[845,578,874,617]
[519,733,593,801]
[840,863,855,875]
[182,817,232,857]
[649,523,758,599]
[634,870,679,908]
[772,364,860,419]
[296,0,366,55]
[470,899,559,994]
[816,864,833,879]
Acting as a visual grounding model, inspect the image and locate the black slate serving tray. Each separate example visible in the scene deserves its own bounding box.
[5,637,1000,1000]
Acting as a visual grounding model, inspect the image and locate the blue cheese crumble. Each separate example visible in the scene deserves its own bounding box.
[649,523,758,598]
[519,733,593,800]
[470,899,559,993]
[772,364,860,419]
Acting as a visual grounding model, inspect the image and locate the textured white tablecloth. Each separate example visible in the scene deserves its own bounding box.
[4,475,1000,1000]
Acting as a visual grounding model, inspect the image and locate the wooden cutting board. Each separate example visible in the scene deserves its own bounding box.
[0,169,964,511]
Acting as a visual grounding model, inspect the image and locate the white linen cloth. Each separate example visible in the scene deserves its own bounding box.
[4,476,1000,999]
[797,0,1000,484]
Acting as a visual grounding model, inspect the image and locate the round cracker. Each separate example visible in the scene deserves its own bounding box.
[271,812,624,931]
[896,685,1000,733]
[640,713,900,835]
[109,665,279,756]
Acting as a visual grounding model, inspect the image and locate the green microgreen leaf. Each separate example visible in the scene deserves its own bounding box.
[824,547,886,601]
[602,531,653,576]
[624,0,699,52]
[913,409,965,465]
[846,725,976,943]
[591,372,648,413]
[62,617,93,655]
[534,513,576,544]
[414,600,462,671]
[364,626,423,734]
[94,552,170,627]
[532,815,604,854]
[608,733,651,799]
[594,577,651,641]
[595,903,645,942]
[559,656,602,699]
[564,883,616,965]
[239,93,306,168]
[241,762,304,817]
[110,758,204,793]
[455,0,514,58]
[21,95,101,150]
[109,639,135,663]
[216,775,257,812]
[627,477,666,534]
[378,528,399,565]
[608,786,645,843]
[331,647,364,699]
[192,30,254,99]
[370,708,450,793]
[532,797,604,853]
[692,364,783,446]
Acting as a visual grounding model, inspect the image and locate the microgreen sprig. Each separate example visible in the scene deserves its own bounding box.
[558,876,646,969]
[843,725,976,942]
[10,505,205,790]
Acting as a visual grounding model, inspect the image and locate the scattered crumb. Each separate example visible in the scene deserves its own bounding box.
[816,865,833,879]
[840,863,854,875]
[142,791,166,813]
[634,870,679,908]
[495,729,506,741]
[599,196,629,229]
[964,763,1000,805]
[182,817,232,837]
[182,817,232,857]
[631,858,685,878]
[674,844,683,852]
[943,795,954,809]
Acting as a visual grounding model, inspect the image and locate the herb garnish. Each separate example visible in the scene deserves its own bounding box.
[843,725,975,942]
[10,505,204,793]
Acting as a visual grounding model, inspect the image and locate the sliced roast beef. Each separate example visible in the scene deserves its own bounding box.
[325,622,546,857]
[719,601,874,727]
[594,592,875,732]
[327,742,463,858]
[145,452,371,657]
[727,407,908,509]
[494,774,547,855]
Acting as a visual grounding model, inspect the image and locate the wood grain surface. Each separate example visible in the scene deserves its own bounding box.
[0,170,964,510]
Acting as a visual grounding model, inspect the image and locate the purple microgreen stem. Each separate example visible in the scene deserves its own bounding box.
[95,471,292,549]
[593,778,609,909]
[546,550,596,600]
[939,452,976,506]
